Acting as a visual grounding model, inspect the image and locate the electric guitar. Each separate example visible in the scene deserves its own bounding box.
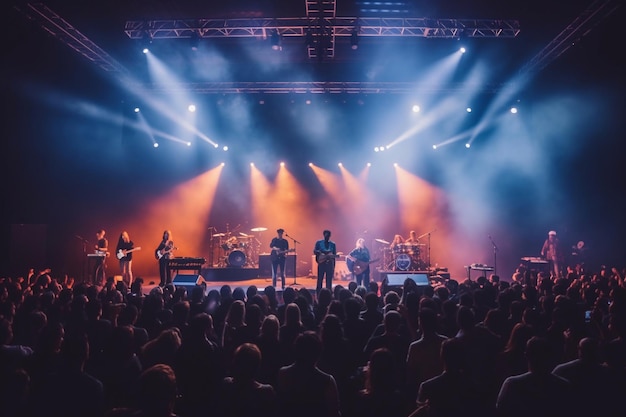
[271,248,295,261]
[155,245,177,260]
[116,247,142,260]
[346,257,379,275]
[315,252,340,264]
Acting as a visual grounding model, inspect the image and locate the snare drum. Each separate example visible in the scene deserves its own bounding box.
[407,244,420,256]
[392,244,406,255]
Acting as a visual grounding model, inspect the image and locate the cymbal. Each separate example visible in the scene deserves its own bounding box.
[251,227,267,232]
[213,233,226,237]
[239,232,250,237]
[375,238,390,245]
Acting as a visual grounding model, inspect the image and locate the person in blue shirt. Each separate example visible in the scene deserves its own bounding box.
[313,230,337,293]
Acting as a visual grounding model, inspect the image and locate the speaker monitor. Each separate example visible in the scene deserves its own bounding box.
[385,272,430,287]
[173,274,204,288]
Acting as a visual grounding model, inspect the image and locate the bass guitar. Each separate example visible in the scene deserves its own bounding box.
[155,246,177,260]
[116,247,142,260]
[346,257,379,275]
[315,252,340,264]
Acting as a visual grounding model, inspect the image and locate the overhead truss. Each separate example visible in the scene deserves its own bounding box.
[15,2,128,74]
[139,81,503,95]
[123,17,521,41]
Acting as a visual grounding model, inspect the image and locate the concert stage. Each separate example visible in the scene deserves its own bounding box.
[201,267,262,281]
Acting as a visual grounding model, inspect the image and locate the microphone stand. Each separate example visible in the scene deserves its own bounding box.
[285,233,300,285]
[489,235,498,276]
[418,229,437,271]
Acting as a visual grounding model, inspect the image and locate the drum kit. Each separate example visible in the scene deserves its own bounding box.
[213,226,267,267]
[375,238,427,271]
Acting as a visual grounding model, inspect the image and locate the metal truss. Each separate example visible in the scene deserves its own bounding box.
[519,0,621,76]
[15,2,128,74]
[123,17,521,41]
[139,81,503,95]
[305,0,337,59]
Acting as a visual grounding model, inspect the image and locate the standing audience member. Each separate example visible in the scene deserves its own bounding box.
[277,331,340,417]
[496,336,573,417]
[219,343,277,417]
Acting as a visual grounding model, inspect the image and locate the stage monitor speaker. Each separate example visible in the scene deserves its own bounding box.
[258,254,295,277]
[385,272,430,287]
[173,274,204,288]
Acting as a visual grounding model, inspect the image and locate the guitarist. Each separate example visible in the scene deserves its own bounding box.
[313,229,337,293]
[347,238,372,288]
[270,228,289,289]
[116,231,136,286]
[155,230,174,287]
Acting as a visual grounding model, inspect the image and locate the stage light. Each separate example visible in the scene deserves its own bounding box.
[223,146,229,151]
[367,162,371,167]
[459,47,466,53]
[305,99,311,105]
[142,47,149,54]
[308,162,314,167]
[188,104,196,112]
[134,107,140,113]
[380,146,386,151]
[213,144,219,148]
[466,107,472,113]
[153,143,159,148]
[271,31,282,51]
[412,105,420,113]
[221,162,225,166]
[510,107,518,114]
[433,145,437,150]
[338,162,343,167]
[393,162,399,167]
[187,142,191,147]
[250,162,255,167]
[374,147,380,152]
[350,29,359,50]
[280,162,285,167]
[190,31,200,51]
[465,143,471,148]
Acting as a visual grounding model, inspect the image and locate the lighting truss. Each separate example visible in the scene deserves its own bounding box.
[123,17,521,41]
[140,81,503,95]
[15,2,128,74]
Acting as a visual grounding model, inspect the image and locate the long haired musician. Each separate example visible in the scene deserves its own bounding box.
[116,231,135,286]
[155,230,175,286]
[347,238,372,288]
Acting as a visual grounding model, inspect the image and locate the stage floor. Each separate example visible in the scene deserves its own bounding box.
[140,274,329,296]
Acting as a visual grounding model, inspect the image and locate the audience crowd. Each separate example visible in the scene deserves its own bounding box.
[1,263,625,417]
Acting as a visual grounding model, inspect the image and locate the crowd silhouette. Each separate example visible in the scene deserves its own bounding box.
[1,262,625,417]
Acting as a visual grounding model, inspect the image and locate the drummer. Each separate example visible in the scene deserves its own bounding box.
[405,230,419,243]
[390,234,405,251]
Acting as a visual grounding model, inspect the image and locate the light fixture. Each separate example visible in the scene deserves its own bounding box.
[350,28,359,50]
[271,31,282,51]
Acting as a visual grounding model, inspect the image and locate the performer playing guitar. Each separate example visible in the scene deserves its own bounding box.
[155,230,175,286]
[270,228,291,289]
[346,237,374,288]
[314,229,337,292]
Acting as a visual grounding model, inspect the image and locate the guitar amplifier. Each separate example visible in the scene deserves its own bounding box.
[258,254,296,277]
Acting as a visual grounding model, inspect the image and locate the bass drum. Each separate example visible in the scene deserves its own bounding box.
[227,250,246,267]
[395,253,412,271]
